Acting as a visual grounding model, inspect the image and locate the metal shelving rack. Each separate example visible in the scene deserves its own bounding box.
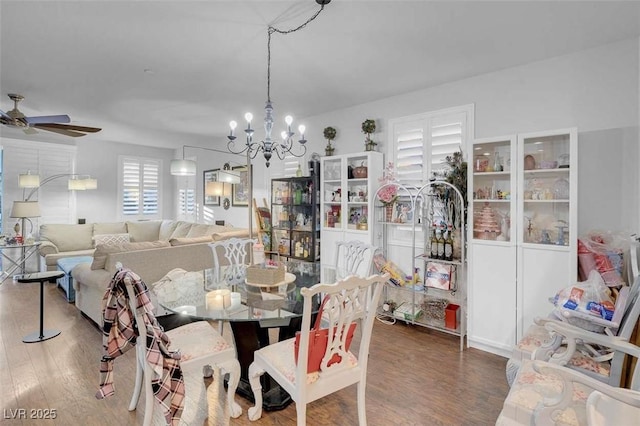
[373,181,467,351]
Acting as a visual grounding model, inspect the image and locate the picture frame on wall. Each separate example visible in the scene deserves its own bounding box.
[232,165,250,206]
[203,169,220,206]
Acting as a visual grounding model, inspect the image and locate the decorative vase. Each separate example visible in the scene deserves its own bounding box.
[385,204,393,222]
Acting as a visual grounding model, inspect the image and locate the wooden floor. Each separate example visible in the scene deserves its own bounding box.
[0,277,510,425]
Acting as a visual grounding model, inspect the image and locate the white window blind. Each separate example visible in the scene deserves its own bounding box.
[390,105,473,187]
[1,139,77,228]
[119,156,161,219]
[179,188,196,217]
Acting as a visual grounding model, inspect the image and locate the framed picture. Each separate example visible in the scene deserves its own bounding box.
[203,169,220,206]
[232,165,250,206]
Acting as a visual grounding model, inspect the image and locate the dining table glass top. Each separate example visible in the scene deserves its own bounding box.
[153,262,322,323]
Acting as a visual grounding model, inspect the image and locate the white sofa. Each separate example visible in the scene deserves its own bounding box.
[36,220,250,324]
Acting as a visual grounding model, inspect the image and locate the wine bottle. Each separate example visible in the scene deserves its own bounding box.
[430,224,438,258]
[437,227,445,260]
[444,225,453,261]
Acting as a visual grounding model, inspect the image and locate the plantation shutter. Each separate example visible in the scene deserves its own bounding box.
[390,106,471,185]
[1,138,76,228]
[120,156,161,219]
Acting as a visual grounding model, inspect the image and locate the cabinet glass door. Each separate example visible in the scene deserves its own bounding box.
[520,132,572,246]
[322,158,343,230]
[471,138,514,242]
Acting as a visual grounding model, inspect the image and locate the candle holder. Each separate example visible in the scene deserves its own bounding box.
[206,289,232,310]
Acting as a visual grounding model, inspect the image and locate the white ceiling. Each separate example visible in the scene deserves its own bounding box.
[1,1,639,150]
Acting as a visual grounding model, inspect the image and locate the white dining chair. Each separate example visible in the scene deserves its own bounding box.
[247,273,388,425]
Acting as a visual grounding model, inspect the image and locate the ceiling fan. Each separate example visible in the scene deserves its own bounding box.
[0,93,101,137]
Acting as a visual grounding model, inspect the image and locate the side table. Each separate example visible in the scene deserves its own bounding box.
[0,242,42,280]
[16,271,65,343]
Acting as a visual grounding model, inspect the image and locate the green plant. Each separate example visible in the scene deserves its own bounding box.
[323,126,337,142]
[433,150,468,224]
[361,119,376,135]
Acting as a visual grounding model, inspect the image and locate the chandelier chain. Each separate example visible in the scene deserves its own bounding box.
[266,3,326,102]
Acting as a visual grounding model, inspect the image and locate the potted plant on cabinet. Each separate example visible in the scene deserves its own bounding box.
[323,126,336,156]
[362,119,377,151]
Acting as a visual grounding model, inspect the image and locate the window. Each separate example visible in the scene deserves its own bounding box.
[179,188,196,218]
[387,105,474,245]
[119,156,161,219]
[390,104,474,187]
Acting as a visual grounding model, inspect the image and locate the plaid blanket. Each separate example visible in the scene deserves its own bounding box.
[95,268,184,426]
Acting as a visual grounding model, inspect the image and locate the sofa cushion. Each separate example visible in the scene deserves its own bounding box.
[169,236,212,246]
[185,224,218,238]
[169,221,193,239]
[159,220,179,241]
[93,222,127,235]
[126,220,162,242]
[91,240,171,270]
[212,229,251,241]
[40,224,94,252]
[93,233,130,247]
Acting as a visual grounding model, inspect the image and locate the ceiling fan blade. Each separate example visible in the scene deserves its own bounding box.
[33,124,86,137]
[34,123,101,133]
[24,114,71,124]
[0,109,12,120]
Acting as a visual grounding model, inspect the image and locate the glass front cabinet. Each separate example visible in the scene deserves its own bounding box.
[271,176,320,262]
[320,151,384,281]
[467,128,577,357]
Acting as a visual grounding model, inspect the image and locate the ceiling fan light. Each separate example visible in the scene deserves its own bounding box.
[170,159,197,176]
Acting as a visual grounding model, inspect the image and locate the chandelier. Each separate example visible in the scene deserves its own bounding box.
[227,0,331,167]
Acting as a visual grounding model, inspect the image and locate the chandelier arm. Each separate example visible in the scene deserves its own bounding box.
[227,140,249,156]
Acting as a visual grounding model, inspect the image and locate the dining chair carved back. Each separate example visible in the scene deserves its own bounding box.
[209,237,257,287]
[246,273,389,425]
[333,240,376,279]
[120,269,242,425]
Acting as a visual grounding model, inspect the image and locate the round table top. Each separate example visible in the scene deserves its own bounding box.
[154,268,320,323]
[16,270,65,283]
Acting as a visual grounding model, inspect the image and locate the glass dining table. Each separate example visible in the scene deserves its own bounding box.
[154,261,321,411]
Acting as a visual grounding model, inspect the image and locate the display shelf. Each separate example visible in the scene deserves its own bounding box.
[373,180,467,351]
[320,152,383,282]
[270,176,320,263]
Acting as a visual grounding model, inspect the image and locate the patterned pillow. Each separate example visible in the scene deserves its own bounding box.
[93,233,131,247]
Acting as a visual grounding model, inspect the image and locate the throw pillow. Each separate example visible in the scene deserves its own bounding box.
[93,233,130,247]
[91,244,126,270]
[169,221,193,239]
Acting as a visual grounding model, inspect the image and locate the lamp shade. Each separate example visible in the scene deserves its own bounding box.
[218,169,241,184]
[84,178,98,190]
[19,173,40,188]
[170,159,197,176]
[10,201,41,218]
[206,181,225,197]
[68,178,86,190]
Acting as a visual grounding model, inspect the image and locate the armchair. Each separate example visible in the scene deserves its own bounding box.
[497,333,640,425]
[247,273,388,425]
[506,273,640,388]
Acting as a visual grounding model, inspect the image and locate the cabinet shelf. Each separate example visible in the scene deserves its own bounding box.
[473,171,511,177]
[473,199,510,203]
[415,254,463,267]
[523,199,569,203]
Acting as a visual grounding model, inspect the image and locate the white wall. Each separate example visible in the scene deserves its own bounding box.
[290,37,639,235]
[75,139,175,222]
